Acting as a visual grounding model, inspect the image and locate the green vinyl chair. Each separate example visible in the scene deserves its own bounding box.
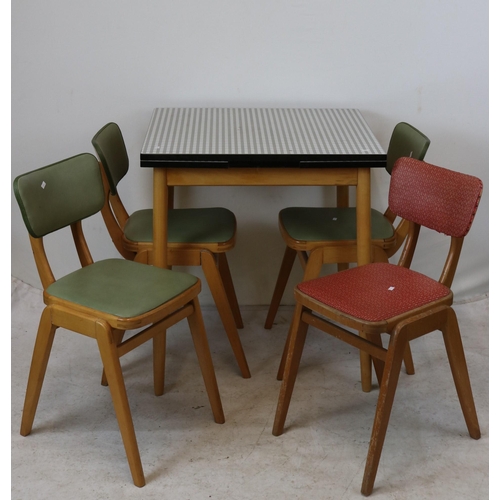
[266,122,430,390]
[92,122,250,378]
[14,153,225,487]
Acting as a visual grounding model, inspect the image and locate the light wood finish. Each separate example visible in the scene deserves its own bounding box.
[164,168,359,187]
[270,168,408,392]
[151,166,374,277]
[153,168,169,269]
[99,165,250,379]
[265,120,432,388]
[356,168,374,391]
[150,165,375,387]
[20,223,225,487]
[273,281,480,496]
[272,214,481,495]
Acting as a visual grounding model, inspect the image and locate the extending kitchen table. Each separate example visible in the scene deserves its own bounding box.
[140,107,386,389]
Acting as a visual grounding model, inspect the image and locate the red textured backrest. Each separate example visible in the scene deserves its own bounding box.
[389,157,483,238]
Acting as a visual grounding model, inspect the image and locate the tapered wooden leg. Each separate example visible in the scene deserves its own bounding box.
[361,329,407,496]
[102,331,169,395]
[301,247,324,282]
[336,184,350,272]
[218,253,244,329]
[277,248,323,380]
[96,321,145,487]
[368,333,385,387]
[297,250,308,270]
[153,332,166,396]
[442,307,480,439]
[152,168,169,269]
[101,330,125,386]
[20,307,57,437]
[265,246,297,329]
[134,250,149,264]
[273,304,309,436]
[201,251,250,378]
[403,344,415,375]
[360,335,373,392]
[187,297,225,424]
[276,322,291,381]
[356,168,373,393]
[368,335,414,385]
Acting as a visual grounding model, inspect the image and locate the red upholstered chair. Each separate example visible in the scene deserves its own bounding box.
[272,157,482,496]
[267,122,430,391]
[265,122,431,332]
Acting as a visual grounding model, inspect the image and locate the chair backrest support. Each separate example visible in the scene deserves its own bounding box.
[92,122,129,195]
[386,122,431,174]
[389,158,482,238]
[389,157,482,286]
[14,153,105,288]
[14,153,105,238]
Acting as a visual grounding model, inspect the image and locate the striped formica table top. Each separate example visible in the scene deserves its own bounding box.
[141,108,386,168]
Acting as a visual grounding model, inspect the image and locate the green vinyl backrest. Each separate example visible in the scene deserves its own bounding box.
[91,122,129,195]
[13,153,105,238]
[386,122,431,175]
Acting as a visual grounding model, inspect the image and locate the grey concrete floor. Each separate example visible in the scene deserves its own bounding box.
[11,277,488,499]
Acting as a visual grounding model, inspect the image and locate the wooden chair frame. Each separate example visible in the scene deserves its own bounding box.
[265,122,430,391]
[98,164,250,379]
[272,214,481,494]
[266,188,416,391]
[20,220,225,487]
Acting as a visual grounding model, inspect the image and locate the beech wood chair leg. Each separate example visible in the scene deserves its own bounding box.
[265,246,297,329]
[442,307,481,439]
[201,251,251,378]
[218,253,244,329]
[187,297,225,424]
[360,334,373,393]
[403,343,415,375]
[301,247,324,282]
[368,333,385,387]
[361,329,407,496]
[101,330,125,386]
[273,304,309,436]
[276,326,290,381]
[96,321,145,487]
[133,249,150,264]
[20,307,57,437]
[368,335,414,384]
[297,250,308,270]
[277,248,324,381]
[153,332,166,396]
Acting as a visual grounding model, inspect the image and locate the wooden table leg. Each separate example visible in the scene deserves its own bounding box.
[357,167,373,392]
[153,168,169,269]
[336,185,350,271]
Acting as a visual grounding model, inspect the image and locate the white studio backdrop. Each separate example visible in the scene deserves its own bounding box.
[11,0,489,305]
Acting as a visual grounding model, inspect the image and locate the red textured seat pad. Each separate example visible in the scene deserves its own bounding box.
[297,263,451,322]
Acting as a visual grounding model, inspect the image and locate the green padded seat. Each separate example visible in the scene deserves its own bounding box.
[47,259,198,318]
[124,207,236,244]
[91,122,251,382]
[280,207,395,242]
